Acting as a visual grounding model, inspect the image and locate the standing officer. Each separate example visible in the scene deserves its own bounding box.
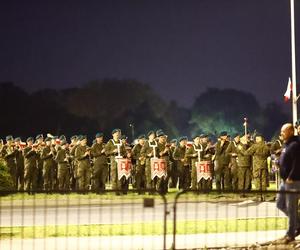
[245,134,270,201]
[173,136,189,190]
[141,131,157,192]
[41,137,55,191]
[75,135,92,192]
[14,137,25,190]
[91,133,108,193]
[226,133,240,191]
[2,135,17,189]
[186,135,204,190]
[132,135,146,193]
[169,139,178,188]
[214,131,231,191]
[24,137,39,193]
[236,136,252,196]
[55,141,70,191]
[105,129,127,194]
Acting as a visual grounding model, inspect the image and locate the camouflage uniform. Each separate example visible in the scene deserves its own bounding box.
[24,145,38,192]
[55,146,70,191]
[91,141,108,192]
[235,143,252,192]
[41,144,55,191]
[75,144,92,191]
[226,140,239,191]
[132,142,146,192]
[105,139,127,192]
[15,146,24,190]
[140,139,158,190]
[214,139,231,191]
[245,140,270,199]
[173,143,189,189]
[185,143,204,190]
[2,144,17,189]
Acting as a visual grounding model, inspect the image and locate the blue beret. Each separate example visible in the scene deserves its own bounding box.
[6,135,13,141]
[220,131,228,137]
[192,134,200,140]
[112,128,121,135]
[70,135,78,140]
[179,136,188,142]
[59,135,66,141]
[36,134,43,140]
[14,137,21,142]
[170,139,177,143]
[80,135,87,141]
[26,137,34,142]
[156,129,163,136]
[157,131,166,137]
[233,133,240,138]
[147,131,155,137]
[121,135,127,140]
[95,132,104,138]
[138,134,146,140]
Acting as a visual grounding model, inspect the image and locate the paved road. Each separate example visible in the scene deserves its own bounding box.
[0,200,284,227]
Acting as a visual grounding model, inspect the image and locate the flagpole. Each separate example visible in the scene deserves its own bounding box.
[290,0,298,130]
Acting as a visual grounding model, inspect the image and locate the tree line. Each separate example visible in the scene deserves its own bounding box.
[0,80,288,142]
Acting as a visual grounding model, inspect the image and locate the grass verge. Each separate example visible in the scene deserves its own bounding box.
[0,217,287,239]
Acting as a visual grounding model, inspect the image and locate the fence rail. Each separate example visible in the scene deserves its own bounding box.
[0,188,298,250]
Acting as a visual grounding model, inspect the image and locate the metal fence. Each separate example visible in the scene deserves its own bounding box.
[0,188,297,250]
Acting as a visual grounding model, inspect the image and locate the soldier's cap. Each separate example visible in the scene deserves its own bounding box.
[26,137,34,142]
[156,129,163,136]
[111,128,121,135]
[199,134,207,139]
[80,135,87,141]
[70,135,78,141]
[35,134,43,140]
[170,139,177,144]
[219,131,228,137]
[147,130,155,137]
[95,132,104,138]
[121,135,127,140]
[138,134,146,140]
[233,133,240,138]
[179,136,188,142]
[255,133,263,138]
[14,137,21,142]
[192,134,200,140]
[156,131,166,137]
[61,140,68,146]
[6,135,13,141]
[45,137,52,142]
[59,135,66,141]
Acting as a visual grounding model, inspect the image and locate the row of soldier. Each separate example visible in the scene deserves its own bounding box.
[2,125,299,196]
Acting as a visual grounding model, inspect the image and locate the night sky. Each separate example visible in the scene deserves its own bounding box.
[1,0,299,107]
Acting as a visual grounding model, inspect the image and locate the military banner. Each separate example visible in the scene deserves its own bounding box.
[196,161,212,182]
[117,158,132,180]
[150,158,167,180]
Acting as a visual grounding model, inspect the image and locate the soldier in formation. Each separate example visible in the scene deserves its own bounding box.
[0,125,289,196]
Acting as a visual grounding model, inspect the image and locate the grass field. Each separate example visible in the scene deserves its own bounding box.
[0,217,287,239]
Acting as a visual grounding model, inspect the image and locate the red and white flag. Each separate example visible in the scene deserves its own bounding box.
[284,77,292,102]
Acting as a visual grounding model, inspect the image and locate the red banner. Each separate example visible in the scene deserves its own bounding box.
[196,161,212,182]
[117,158,132,180]
[150,158,167,180]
